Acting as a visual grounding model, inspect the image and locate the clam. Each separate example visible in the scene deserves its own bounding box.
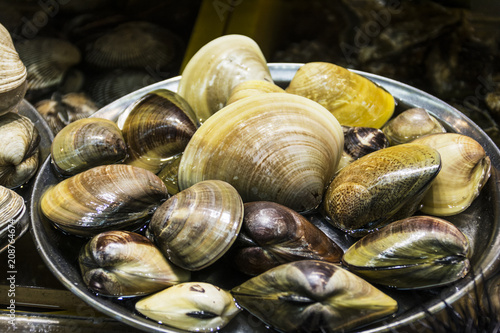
[0,23,27,116]
[35,92,98,135]
[178,93,344,213]
[157,153,182,195]
[226,80,285,105]
[121,89,199,174]
[136,282,240,332]
[0,185,26,238]
[40,164,168,237]
[231,201,343,276]
[51,118,127,176]
[285,62,395,128]
[79,230,190,297]
[231,260,398,333]
[0,112,40,189]
[382,107,447,145]
[323,143,441,237]
[148,180,244,271]
[336,126,389,172]
[412,133,491,216]
[177,34,272,123]
[342,216,471,289]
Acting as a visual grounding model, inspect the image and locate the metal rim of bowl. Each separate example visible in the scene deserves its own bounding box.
[30,63,500,333]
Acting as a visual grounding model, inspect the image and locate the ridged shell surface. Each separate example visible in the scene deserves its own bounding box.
[0,185,25,238]
[178,93,344,213]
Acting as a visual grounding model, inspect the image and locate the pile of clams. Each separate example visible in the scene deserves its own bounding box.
[38,34,493,332]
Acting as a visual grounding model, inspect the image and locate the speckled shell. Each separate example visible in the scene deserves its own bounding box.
[51,118,127,176]
[178,34,272,123]
[412,133,491,216]
[40,164,168,237]
[323,143,441,237]
[0,112,40,189]
[342,216,471,289]
[178,93,344,213]
[286,62,395,128]
[136,282,240,332]
[231,260,398,333]
[79,230,190,297]
[148,180,244,271]
[382,107,446,145]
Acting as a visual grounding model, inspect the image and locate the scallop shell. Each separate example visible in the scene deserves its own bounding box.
[286,62,395,128]
[148,180,244,271]
[40,164,168,237]
[412,133,491,216]
[178,34,272,123]
[178,93,344,213]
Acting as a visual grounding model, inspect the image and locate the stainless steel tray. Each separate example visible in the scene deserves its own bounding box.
[30,63,500,332]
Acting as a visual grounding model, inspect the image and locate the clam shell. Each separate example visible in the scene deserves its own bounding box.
[0,185,25,238]
[231,201,343,275]
[412,133,491,216]
[231,260,398,333]
[382,107,446,145]
[0,112,40,189]
[148,180,243,271]
[342,216,471,289]
[136,282,241,332]
[178,34,272,123]
[178,93,344,213]
[0,23,27,116]
[40,164,168,237]
[121,89,199,174]
[79,230,190,297]
[323,143,441,237]
[285,62,395,128]
[51,118,127,176]
[226,80,285,105]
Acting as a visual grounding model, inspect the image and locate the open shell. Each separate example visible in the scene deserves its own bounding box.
[178,93,344,213]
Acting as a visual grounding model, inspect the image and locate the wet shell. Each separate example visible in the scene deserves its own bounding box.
[121,89,199,174]
[40,164,168,237]
[79,230,190,297]
[342,216,471,289]
[0,112,40,189]
[231,201,343,276]
[286,62,395,128]
[178,93,344,213]
[0,23,27,116]
[412,133,491,216]
[157,153,182,195]
[136,282,241,332]
[51,118,127,176]
[148,180,244,271]
[178,34,273,123]
[323,143,441,237]
[226,80,285,105]
[231,260,398,333]
[382,107,446,145]
[0,185,25,238]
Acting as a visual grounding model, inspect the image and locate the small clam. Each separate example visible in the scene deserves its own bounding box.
[79,230,190,297]
[342,216,471,289]
[412,133,491,216]
[0,185,25,238]
[121,89,199,174]
[323,143,441,237]
[136,282,240,332]
[285,62,395,128]
[382,107,446,145]
[148,180,244,271]
[0,23,27,116]
[178,34,273,123]
[51,118,127,176]
[0,112,40,189]
[178,93,344,213]
[231,260,398,333]
[231,201,343,276]
[40,164,168,237]
[226,80,285,105]
[156,153,182,195]
[336,126,389,172]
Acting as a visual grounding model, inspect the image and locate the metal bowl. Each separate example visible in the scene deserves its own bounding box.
[30,63,500,332]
